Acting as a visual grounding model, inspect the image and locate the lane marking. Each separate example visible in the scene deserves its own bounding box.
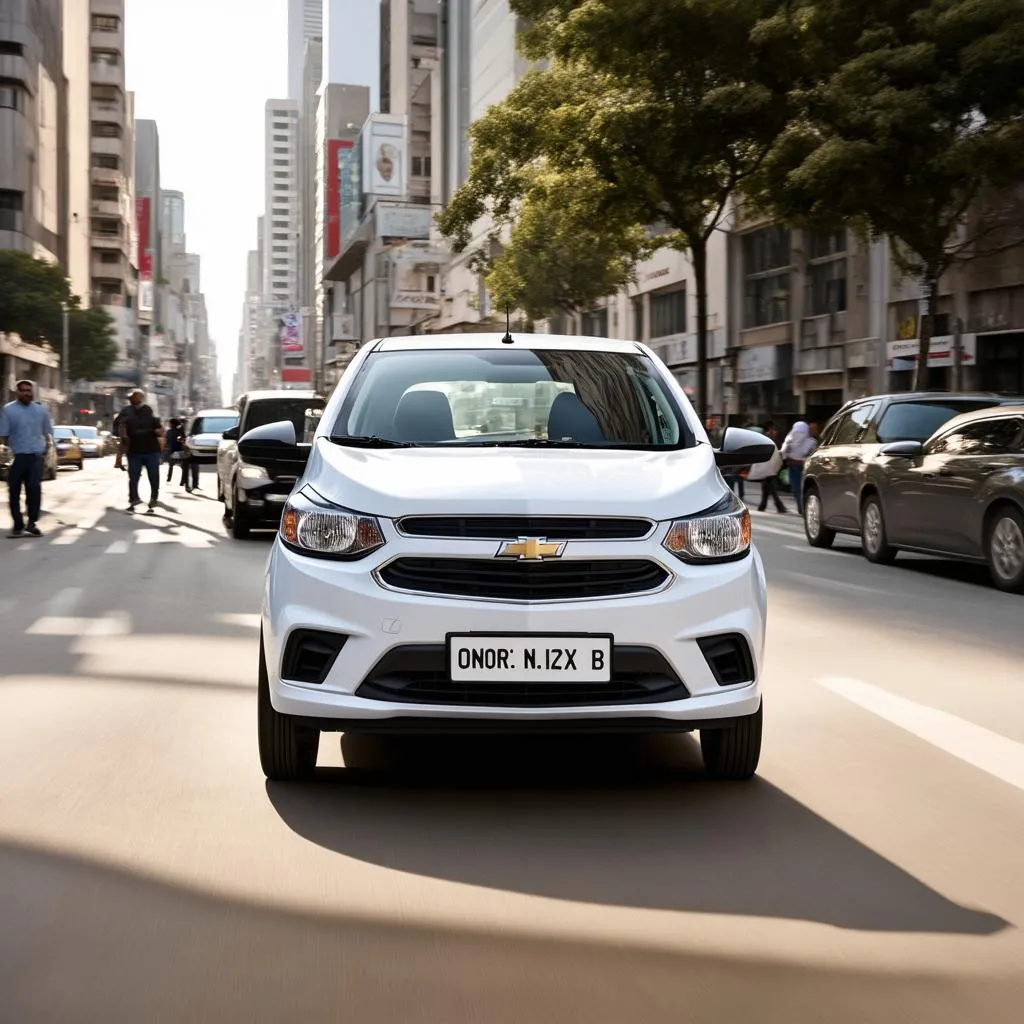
[215,613,261,629]
[46,587,82,615]
[27,611,131,637]
[105,540,129,554]
[752,523,804,539]
[783,543,849,557]
[50,528,85,546]
[820,676,1024,795]
[777,571,882,595]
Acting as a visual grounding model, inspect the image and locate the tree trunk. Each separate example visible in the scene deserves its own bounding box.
[691,240,710,424]
[911,276,939,391]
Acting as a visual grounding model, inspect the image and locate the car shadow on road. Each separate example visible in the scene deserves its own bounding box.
[266,733,1007,936]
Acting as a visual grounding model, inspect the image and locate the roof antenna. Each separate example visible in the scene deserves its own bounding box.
[501,305,514,344]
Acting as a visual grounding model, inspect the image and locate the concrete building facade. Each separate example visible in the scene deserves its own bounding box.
[62,0,91,302]
[287,0,321,102]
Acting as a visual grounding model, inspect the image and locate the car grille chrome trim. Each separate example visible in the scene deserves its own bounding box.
[394,515,656,541]
[373,556,674,604]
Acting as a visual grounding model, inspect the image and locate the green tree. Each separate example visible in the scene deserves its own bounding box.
[753,0,1024,390]
[0,249,118,383]
[437,0,804,420]
[0,249,74,343]
[66,306,118,383]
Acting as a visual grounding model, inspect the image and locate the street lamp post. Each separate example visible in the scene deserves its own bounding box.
[61,302,69,418]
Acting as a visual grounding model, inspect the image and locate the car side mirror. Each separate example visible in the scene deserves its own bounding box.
[221,425,240,442]
[879,440,923,458]
[238,419,299,459]
[714,426,777,468]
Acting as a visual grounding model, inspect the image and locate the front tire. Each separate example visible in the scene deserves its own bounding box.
[860,495,897,564]
[803,487,836,548]
[230,487,251,539]
[700,702,762,780]
[986,505,1024,594]
[258,635,319,781]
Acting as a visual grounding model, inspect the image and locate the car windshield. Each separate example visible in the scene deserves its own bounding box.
[72,427,98,438]
[875,400,1000,443]
[331,348,692,449]
[53,427,74,438]
[191,415,238,435]
[246,398,325,440]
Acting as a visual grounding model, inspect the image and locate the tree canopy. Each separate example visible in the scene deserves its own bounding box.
[437,0,805,420]
[752,0,1024,387]
[0,249,119,383]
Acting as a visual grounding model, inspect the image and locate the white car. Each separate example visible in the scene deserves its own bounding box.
[248,333,775,782]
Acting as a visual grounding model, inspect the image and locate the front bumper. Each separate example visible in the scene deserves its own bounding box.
[261,525,768,731]
[56,448,82,465]
[186,446,220,465]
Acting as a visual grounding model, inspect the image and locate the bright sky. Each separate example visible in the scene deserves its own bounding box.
[125,0,286,403]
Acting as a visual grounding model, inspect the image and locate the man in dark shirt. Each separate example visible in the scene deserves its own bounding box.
[118,389,164,513]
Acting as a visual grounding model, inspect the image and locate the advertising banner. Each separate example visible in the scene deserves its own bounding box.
[362,115,407,199]
[377,204,431,240]
[136,196,152,280]
[326,139,353,259]
[389,252,442,310]
[339,139,362,252]
[279,311,303,355]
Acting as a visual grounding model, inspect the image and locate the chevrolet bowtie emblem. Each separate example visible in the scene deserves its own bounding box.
[496,537,566,560]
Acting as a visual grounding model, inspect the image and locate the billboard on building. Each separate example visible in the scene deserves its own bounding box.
[389,251,442,310]
[326,139,353,259]
[280,310,303,355]
[339,138,363,251]
[362,114,407,199]
[377,204,431,240]
[136,196,153,312]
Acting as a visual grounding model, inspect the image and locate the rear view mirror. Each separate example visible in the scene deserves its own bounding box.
[879,440,923,458]
[238,420,299,459]
[221,425,240,442]
[714,426,777,468]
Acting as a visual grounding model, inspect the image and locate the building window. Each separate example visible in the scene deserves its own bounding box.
[273,184,289,191]
[273,159,289,166]
[273,258,289,265]
[274,148,288,156]
[272,110,289,118]
[99,251,120,264]
[90,14,120,31]
[91,152,119,169]
[273,245,289,253]
[273,135,288,143]
[273,121,289,131]
[91,185,118,202]
[649,289,686,338]
[91,121,121,138]
[272,233,289,241]
[743,226,791,328]
[806,259,848,316]
[807,229,846,260]
[411,156,432,177]
[0,85,23,112]
[91,218,120,236]
[91,49,120,65]
[0,189,25,232]
[273,171,290,178]
[580,308,608,337]
[0,42,25,56]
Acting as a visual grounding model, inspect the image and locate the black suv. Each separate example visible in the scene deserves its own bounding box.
[217,390,325,538]
[802,393,1024,549]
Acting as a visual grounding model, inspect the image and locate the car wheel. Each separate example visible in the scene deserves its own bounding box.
[230,490,251,539]
[258,634,318,782]
[76,462,84,471]
[803,488,835,548]
[986,505,1024,594]
[860,495,897,564]
[700,702,762,780]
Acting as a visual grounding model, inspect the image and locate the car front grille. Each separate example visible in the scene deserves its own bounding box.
[356,644,689,707]
[396,516,652,540]
[376,557,671,601]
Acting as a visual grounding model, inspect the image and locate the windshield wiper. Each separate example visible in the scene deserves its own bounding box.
[464,438,592,448]
[327,434,420,448]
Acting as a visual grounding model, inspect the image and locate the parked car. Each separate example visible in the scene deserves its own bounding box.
[70,425,104,457]
[0,438,58,482]
[252,333,775,782]
[217,390,325,539]
[51,426,84,469]
[98,430,118,456]
[822,406,1024,591]
[802,392,1024,549]
[185,408,239,465]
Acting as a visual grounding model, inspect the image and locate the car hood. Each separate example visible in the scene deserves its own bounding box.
[189,433,223,447]
[305,441,726,520]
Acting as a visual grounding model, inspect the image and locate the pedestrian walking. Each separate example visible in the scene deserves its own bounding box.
[118,389,164,513]
[780,421,817,516]
[165,417,185,483]
[0,380,52,538]
[748,420,787,513]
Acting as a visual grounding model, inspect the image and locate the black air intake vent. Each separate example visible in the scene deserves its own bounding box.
[281,629,348,685]
[697,634,755,686]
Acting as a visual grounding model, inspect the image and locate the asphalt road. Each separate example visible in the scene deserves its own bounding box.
[2,459,1023,1023]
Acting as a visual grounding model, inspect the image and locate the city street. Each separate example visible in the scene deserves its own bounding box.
[2,459,1023,1022]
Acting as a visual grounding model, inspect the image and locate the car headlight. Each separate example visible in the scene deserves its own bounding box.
[237,461,269,481]
[662,493,751,564]
[280,492,384,560]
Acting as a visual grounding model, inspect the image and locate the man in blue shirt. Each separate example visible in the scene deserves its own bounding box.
[0,379,53,538]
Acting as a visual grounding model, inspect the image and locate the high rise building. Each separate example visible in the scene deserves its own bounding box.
[262,99,300,384]
[322,0,379,107]
[288,0,322,101]
[161,188,184,264]
[298,38,323,338]
[0,0,66,265]
[134,118,161,381]
[63,0,92,302]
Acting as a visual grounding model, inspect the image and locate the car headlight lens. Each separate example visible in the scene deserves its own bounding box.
[280,492,384,560]
[237,461,269,481]
[663,494,751,564]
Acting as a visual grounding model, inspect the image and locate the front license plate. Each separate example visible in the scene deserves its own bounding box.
[448,634,612,683]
